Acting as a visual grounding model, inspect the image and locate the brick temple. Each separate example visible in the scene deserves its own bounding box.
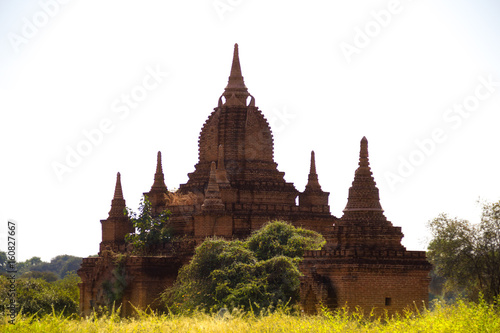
[78,44,431,316]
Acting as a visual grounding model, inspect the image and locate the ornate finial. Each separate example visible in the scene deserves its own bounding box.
[151,151,168,192]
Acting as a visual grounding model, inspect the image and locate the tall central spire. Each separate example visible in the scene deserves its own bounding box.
[181,43,298,207]
[223,43,249,104]
[226,43,246,90]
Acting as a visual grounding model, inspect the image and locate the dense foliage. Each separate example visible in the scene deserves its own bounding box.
[125,195,172,253]
[163,221,325,313]
[0,272,80,317]
[428,200,500,302]
[246,221,326,261]
[0,254,82,278]
[0,253,83,318]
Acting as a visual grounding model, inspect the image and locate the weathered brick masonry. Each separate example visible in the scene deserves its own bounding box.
[78,44,431,316]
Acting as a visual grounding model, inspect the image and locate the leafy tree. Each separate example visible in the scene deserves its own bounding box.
[125,195,173,253]
[247,221,326,260]
[163,221,325,313]
[0,272,81,317]
[51,255,82,278]
[20,271,59,282]
[427,200,500,302]
[28,257,42,266]
[14,255,82,278]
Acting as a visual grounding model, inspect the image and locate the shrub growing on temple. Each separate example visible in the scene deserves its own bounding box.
[162,221,325,313]
[125,195,172,254]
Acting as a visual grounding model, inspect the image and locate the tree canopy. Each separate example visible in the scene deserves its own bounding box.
[427,200,500,302]
[163,221,325,313]
[246,221,326,261]
[0,272,81,317]
[0,253,82,278]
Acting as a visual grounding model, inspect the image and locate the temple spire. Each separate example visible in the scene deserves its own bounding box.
[304,151,322,192]
[310,150,317,174]
[202,162,225,211]
[342,137,385,222]
[216,145,230,187]
[100,172,134,253]
[299,151,330,208]
[226,44,246,90]
[359,136,369,168]
[109,172,126,218]
[223,43,249,104]
[151,151,168,192]
[114,172,123,199]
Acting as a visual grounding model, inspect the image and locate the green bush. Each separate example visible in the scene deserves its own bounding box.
[247,221,325,261]
[163,221,324,314]
[125,195,172,254]
[0,272,80,317]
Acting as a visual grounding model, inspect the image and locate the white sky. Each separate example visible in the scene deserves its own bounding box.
[0,0,499,262]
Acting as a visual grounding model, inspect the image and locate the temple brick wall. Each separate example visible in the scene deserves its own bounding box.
[299,250,430,316]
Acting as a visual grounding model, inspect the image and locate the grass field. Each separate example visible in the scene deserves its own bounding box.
[2,300,500,332]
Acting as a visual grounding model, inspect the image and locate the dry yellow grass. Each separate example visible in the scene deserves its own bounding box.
[2,300,500,333]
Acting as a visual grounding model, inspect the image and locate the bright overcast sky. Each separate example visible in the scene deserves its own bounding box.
[0,0,499,262]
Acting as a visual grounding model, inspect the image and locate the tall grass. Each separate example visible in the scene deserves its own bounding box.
[2,299,500,332]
